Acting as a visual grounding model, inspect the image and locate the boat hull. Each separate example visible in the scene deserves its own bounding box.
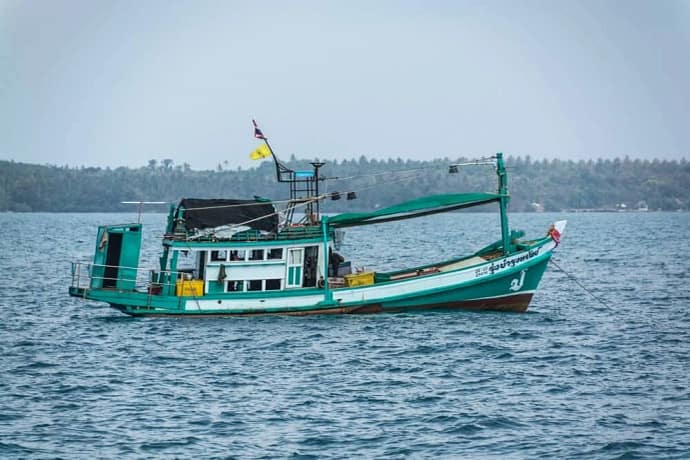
[69,240,554,317]
[347,293,534,314]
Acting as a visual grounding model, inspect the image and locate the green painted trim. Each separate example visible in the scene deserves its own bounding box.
[168,236,328,249]
[166,250,179,296]
[165,203,175,234]
[207,281,225,294]
[78,283,327,305]
[321,215,334,304]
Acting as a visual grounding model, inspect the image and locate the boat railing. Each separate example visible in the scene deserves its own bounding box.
[164,223,327,243]
[70,262,178,292]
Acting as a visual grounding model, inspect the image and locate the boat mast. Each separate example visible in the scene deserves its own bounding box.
[311,161,325,218]
[496,152,511,255]
[253,120,327,225]
[320,215,334,305]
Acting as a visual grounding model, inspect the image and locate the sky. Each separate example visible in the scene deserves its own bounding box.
[1,0,689,170]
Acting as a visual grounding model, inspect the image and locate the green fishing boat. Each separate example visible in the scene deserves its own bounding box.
[68,124,565,316]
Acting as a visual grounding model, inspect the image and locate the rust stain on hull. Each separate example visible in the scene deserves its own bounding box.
[352,293,533,314]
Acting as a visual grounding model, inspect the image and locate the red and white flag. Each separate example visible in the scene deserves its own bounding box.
[252,119,266,140]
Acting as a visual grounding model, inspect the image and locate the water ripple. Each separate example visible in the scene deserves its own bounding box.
[1,212,690,458]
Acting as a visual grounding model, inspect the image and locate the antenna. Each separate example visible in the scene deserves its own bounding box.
[251,120,328,225]
[121,201,167,223]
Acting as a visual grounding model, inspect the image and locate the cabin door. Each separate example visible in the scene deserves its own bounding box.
[286,248,304,288]
[91,224,142,290]
[103,233,123,288]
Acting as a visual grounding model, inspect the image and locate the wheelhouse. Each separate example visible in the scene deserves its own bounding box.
[162,239,328,296]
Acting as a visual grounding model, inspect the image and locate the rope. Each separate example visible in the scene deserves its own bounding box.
[331,156,495,182]
[178,170,434,212]
[449,158,496,167]
[240,195,324,228]
[351,170,429,193]
[179,156,495,213]
[330,164,441,182]
[325,156,496,196]
[326,161,494,199]
[173,156,498,230]
[549,258,612,309]
[182,197,298,211]
[180,195,325,238]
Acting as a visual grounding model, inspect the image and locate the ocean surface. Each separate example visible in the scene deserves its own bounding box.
[1,211,689,459]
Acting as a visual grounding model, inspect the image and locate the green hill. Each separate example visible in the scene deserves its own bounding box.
[1,156,688,212]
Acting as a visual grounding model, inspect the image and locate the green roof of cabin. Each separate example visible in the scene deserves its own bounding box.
[329,193,502,228]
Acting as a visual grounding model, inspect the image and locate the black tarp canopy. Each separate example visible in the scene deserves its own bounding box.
[175,198,278,233]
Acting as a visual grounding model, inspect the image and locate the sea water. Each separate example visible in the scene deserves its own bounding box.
[0,212,689,458]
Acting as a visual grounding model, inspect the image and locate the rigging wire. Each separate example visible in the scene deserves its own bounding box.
[324,159,493,197]
[345,159,497,196]
[549,258,612,309]
[171,156,497,217]
[328,164,442,182]
[448,157,497,167]
[327,157,493,184]
[181,197,300,211]
[184,196,323,236]
[179,167,435,213]
[348,170,429,194]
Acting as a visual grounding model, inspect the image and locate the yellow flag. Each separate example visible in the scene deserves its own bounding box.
[250,144,271,160]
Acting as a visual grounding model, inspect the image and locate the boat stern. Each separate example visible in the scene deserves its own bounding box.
[69,222,145,305]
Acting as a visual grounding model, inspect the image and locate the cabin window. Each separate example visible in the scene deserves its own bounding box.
[247,280,262,291]
[176,250,196,270]
[227,280,244,292]
[249,249,265,261]
[286,247,304,288]
[210,250,227,262]
[265,279,281,290]
[267,248,283,260]
[230,250,246,261]
[288,250,302,265]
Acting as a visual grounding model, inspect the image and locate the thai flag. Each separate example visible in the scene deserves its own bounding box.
[252,119,266,139]
[549,226,561,245]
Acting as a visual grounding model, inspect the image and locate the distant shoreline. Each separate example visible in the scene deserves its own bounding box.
[2,157,688,213]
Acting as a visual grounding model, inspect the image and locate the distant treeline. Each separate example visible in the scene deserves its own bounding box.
[1,156,688,212]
